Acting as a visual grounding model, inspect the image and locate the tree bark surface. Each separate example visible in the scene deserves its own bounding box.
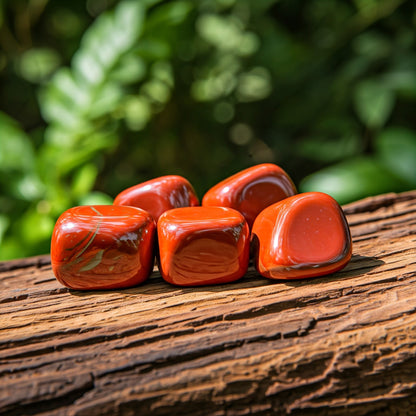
[1,191,416,416]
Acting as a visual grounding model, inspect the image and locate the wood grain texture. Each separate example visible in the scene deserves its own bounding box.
[1,191,416,416]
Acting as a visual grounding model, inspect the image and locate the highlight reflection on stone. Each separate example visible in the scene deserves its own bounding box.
[51,205,155,290]
[157,206,250,286]
[252,192,352,280]
[202,163,297,228]
[113,175,199,222]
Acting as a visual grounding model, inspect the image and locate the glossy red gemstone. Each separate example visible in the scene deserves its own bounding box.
[113,175,199,222]
[51,205,155,290]
[157,206,250,286]
[252,192,352,280]
[202,163,296,228]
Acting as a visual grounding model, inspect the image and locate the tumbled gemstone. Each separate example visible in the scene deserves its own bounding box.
[114,175,199,222]
[157,206,250,286]
[51,205,155,290]
[202,163,296,228]
[252,192,352,279]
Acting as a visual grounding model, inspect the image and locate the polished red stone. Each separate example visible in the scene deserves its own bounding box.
[157,206,250,286]
[252,192,352,280]
[51,205,155,290]
[113,175,199,222]
[202,163,297,228]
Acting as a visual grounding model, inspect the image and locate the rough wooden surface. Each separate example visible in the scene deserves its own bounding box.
[1,191,416,416]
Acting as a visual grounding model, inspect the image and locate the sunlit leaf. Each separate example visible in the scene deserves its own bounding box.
[300,157,409,204]
[73,50,106,85]
[39,84,82,127]
[78,191,114,206]
[71,164,98,198]
[114,0,145,46]
[20,210,55,246]
[55,132,117,175]
[36,0,159,218]
[89,83,123,118]
[41,0,146,124]
[14,175,45,201]
[197,14,243,51]
[124,96,152,130]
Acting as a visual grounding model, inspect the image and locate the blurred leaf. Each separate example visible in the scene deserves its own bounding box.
[353,0,379,17]
[72,0,145,87]
[20,210,55,246]
[111,55,146,84]
[13,174,45,201]
[382,70,416,100]
[78,192,114,205]
[237,67,272,102]
[0,112,35,172]
[42,0,146,126]
[141,80,171,104]
[352,31,391,60]
[37,0,156,208]
[50,131,117,176]
[197,14,243,51]
[0,237,22,261]
[42,187,72,217]
[354,80,395,129]
[300,157,409,204]
[89,83,123,118]
[0,214,9,246]
[18,48,61,83]
[237,33,260,57]
[134,39,171,60]
[39,69,90,124]
[151,61,174,87]
[297,135,362,163]
[124,96,152,131]
[143,0,164,6]
[39,87,82,128]
[145,1,192,30]
[50,8,84,38]
[376,127,416,185]
[114,0,145,44]
[71,163,98,197]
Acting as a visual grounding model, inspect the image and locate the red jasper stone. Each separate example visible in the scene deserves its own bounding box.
[252,192,352,280]
[51,205,155,290]
[113,175,199,222]
[202,163,297,228]
[157,206,250,286]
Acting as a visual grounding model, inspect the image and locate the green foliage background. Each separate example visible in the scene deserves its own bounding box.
[1,0,416,260]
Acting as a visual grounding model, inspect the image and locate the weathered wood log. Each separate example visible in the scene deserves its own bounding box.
[1,191,416,416]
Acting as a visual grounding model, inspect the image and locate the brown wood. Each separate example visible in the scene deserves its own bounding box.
[1,191,416,416]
